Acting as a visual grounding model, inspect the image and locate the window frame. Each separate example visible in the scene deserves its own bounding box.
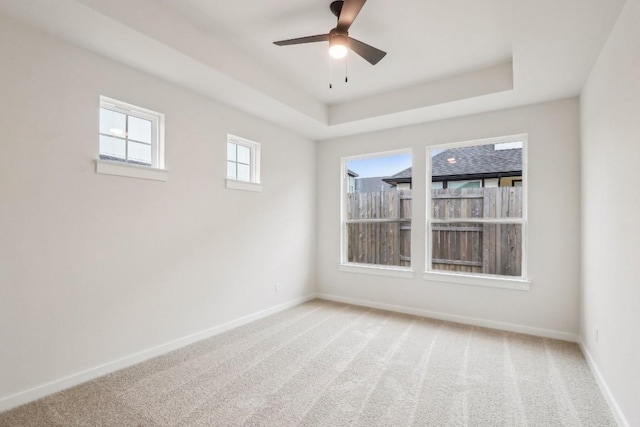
[96,96,166,181]
[424,134,529,290]
[447,179,483,189]
[225,134,262,192]
[339,148,414,277]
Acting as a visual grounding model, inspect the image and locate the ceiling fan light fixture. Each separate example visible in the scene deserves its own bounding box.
[329,33,349,59]
[329,43,348,59]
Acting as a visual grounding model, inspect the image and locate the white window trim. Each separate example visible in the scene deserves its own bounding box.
[225,179,262,192]
[96,159,168,182]
[425,134,528,290]
[226,134,261,187]
[339,148,414,275]
[97,96,165,183]
[339,263,414,279]
[423,271,530,290]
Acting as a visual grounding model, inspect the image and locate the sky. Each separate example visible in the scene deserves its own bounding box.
[347,153,412,178]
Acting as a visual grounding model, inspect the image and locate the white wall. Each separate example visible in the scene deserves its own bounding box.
[317,98,581,338]
[580,1,640,425]
[0,16,316,406]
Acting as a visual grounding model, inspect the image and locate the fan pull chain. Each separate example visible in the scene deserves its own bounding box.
[345,54,348,83]
[329,56,333,89]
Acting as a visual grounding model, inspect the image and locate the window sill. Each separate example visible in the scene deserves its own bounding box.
[226,179,262,192]
[339,263,414,279]
[96,160,167,181]
[423,271,530,291]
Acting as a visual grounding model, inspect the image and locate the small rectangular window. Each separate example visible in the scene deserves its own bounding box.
[98,97,163,169]
[226,134,261,192]
[448,179,482,189]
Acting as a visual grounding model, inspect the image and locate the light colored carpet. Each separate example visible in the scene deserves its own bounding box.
[0,299,615,426]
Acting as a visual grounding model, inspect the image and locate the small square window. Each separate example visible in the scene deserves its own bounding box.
[226,135,261,191]
[96,97,166,181]
[99,97,163,168]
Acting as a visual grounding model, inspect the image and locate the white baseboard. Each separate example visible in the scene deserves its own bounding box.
[317,293,579,342]
[0,294,316,413]
[579,338,629,427]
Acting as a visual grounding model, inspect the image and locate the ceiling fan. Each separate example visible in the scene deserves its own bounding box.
[273,0,386,66]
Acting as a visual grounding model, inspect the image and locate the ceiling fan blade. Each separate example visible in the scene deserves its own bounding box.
[337,0,366,32]
[273,34,329,46]
[348,37,386,65]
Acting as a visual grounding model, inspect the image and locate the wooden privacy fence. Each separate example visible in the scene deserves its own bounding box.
[346,190,412,267]
[431,187,523,276]
[346,187,523,276]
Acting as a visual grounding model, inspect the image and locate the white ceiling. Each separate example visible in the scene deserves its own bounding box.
[0,0,627,140]
[157,0,513,104]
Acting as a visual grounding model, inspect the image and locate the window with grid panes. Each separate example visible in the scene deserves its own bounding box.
[99,97,163,168]
[226,135,260,184]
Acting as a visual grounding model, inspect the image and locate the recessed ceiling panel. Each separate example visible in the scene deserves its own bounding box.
[160,0,513,104]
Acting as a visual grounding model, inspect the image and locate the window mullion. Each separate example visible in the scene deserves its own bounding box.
[346,218,411,224]
[124,114,129,162]
[235,145,239,180]
[429,218,524,224]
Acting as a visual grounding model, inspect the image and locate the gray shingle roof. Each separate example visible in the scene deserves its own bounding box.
[388,167,412,179]
[432,144,522,177]
[384,145,522,183]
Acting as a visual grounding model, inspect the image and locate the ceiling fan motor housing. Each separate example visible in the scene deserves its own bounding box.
[329,28,349,48]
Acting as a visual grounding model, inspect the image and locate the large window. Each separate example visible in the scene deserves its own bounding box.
[341,150,412,270]
[426,136,526,280]
[99,97,163,168]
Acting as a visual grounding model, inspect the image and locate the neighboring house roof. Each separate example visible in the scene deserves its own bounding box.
[347,169,359,177]
[432,145,522,178]
[384,145,522,185]
[382,167,412,185]
[355,177,393,192]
